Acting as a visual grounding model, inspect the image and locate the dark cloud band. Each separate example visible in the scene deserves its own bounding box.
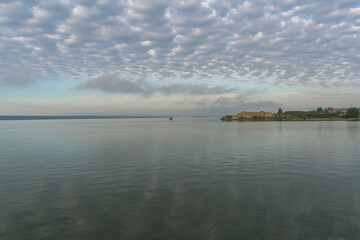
[78,73,234,96]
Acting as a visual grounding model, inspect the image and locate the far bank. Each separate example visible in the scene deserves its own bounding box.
[221,107,360,121]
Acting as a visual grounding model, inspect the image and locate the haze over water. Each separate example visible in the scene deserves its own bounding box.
[1,118,360,239]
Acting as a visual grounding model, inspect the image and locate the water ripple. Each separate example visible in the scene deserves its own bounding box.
[1,119,360,239]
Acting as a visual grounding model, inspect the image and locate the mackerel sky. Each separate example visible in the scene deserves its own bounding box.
[1,0,360,115]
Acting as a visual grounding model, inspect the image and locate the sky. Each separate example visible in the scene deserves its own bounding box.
[0,0,360,116]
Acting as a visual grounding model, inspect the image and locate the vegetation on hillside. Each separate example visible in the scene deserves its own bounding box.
[221,107,360,121]
[277,108,343,120]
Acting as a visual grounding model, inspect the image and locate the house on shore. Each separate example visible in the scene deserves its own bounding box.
[328,109,338,114]
[327,108,347,115]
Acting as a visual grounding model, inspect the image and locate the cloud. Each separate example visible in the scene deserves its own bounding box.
[175,94,283,116]
[78,73,234,96]
[0,0,360,89]
[78,73,152,94]
[0,93,283,116]
[0,65,38,87]
[158,83,234,95]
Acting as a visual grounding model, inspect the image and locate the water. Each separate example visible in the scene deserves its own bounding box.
[1,118,360,239]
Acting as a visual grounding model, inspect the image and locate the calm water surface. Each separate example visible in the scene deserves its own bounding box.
[1,118,360,239]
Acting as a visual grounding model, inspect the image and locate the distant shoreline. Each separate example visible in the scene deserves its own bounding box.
[0,116,169,121]
[221,109,360,122]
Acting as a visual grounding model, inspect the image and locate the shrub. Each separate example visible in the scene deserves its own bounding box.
[346,107,359,118]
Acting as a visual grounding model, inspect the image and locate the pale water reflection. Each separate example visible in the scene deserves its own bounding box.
[1,119,360,239]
